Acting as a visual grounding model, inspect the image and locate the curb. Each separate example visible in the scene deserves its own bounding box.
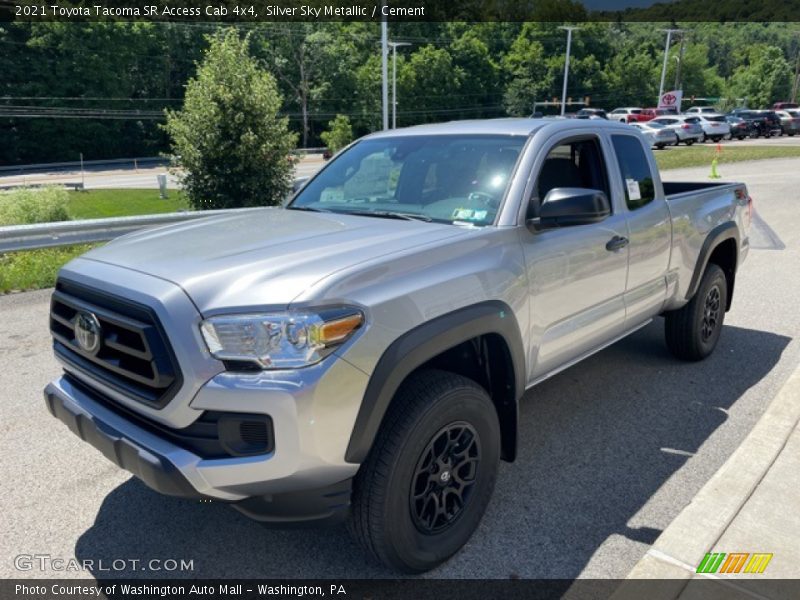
[610,359,800,600]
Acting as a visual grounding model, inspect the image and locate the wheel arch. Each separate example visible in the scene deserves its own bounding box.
[686,222,739,311]
[344,301,526,465]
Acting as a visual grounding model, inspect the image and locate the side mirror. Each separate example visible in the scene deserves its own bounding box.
[293,176,310,192]
[531,188,611,229]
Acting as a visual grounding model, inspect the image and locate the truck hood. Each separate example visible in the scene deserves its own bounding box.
[81,208,467,314]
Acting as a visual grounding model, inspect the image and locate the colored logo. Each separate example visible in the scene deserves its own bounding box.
[696,552,773,574]
[661,93,677,105]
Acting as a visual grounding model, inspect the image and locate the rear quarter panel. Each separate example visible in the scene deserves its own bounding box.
[662,184,749,310]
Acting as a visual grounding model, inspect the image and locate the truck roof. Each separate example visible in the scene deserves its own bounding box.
[364,117,635,139]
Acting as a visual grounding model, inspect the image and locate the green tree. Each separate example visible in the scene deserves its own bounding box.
[728,45,792,107]
[320,114,353,154]
[164,30,297,210]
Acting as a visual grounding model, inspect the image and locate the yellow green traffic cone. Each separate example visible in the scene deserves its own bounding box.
[709,157,722,179]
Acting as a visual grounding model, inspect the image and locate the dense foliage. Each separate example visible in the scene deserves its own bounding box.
[164,30,297,209]
[0,187,70,225]
[1,21,798,165]
[320,115,354,154]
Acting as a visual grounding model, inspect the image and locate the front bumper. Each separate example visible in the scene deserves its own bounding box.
[45,353,368,523]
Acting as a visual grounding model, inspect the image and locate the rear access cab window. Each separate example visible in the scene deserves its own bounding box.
[610,135,655,210]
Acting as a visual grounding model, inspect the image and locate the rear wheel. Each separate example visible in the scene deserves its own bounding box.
[349,370,500,573]
[685,138,695,146]
[665,264,728,361]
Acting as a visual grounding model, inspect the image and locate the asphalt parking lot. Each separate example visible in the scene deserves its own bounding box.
[1,158,799,580]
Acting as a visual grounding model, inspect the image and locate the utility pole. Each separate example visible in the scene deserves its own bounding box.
[674,33,686,90]
[659,28,682,102]
[389,41,411,129]
[381,11,388,131]
[559,26,579,116]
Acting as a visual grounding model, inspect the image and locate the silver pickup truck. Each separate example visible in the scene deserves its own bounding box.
[44,119,751,573]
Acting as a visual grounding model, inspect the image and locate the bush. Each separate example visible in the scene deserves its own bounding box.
[164,29,298,210]
[0,187,70,226]
[320,115,354,155]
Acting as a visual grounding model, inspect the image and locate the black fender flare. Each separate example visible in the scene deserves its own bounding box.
[344,300,526,464]
[685,222,740,301]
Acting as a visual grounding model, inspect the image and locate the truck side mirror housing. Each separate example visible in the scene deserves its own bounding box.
[530,187,611,229]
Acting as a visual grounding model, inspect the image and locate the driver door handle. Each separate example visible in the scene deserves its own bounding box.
[606,235,629,252]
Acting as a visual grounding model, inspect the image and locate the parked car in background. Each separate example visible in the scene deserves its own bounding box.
[694,114,731,142]
[775,109,800,136]
[576,108,608,119]
[629,121,679,149]
[609,107,648,123]
[685,106,720,115]
[728,109,782,137]
[724,115,753,140]
[773,102,799,110]
[649,115,704,145]
[642,107,678,120]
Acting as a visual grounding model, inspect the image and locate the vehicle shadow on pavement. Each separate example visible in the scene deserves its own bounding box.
[74,321,790,579]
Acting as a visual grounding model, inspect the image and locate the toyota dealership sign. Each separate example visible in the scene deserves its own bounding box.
[658,90,683,112]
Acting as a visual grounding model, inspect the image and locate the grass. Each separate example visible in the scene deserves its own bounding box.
[0,244,98,294]
[0,189,188,294]
[655,145,800,170]
[66,188,189,219]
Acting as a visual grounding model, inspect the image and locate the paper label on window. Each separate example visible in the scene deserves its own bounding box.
[625,178,641,201]
[452,208,474,220]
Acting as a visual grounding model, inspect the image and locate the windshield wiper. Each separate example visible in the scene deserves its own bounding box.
[286,205,333,213]
[334,209,433,222]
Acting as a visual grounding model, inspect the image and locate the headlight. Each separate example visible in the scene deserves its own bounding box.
[200,308,363,369]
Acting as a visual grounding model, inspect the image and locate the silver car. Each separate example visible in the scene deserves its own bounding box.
[630,121,679,149]
[650,115,704,145]
[694,114,732,142]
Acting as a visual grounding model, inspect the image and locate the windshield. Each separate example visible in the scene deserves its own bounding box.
[289,135,526,226]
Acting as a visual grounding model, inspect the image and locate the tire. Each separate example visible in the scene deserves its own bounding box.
[349,369,501,573]
[655,144,665,150]
[665,263,728,361]
[737,136,745,141]
[700,133,707,143]
[685,138,695,146]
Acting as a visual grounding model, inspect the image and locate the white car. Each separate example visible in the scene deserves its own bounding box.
[685,106,719,115]
[630,122,679,149]
[693,114,732,142]
[609,107,645,123]
[649,115,705,144]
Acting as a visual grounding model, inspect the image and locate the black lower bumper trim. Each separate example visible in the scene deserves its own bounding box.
[44,384,201,499]
[233,478,353,527]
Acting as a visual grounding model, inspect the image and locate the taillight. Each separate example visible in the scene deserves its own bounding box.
[681,124,691,129]
[747,195,753,225]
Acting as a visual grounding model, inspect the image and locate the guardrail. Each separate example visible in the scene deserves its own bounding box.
[0,208,257,253]
[0,150,326,175]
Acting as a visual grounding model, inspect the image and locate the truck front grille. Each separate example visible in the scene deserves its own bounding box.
[49,279,182,408]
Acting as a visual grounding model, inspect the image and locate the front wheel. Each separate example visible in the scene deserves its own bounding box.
[349,370,500,573]
[665,263,728,361]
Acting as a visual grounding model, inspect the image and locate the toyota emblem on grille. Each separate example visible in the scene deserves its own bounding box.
[74,311,102,354]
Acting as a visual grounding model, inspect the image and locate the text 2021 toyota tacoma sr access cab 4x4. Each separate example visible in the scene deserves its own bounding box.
[45,119,751,572]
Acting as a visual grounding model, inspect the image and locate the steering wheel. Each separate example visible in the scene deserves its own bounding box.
[468,191,498,208]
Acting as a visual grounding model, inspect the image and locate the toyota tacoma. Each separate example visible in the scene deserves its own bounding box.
[44,119,751,572]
